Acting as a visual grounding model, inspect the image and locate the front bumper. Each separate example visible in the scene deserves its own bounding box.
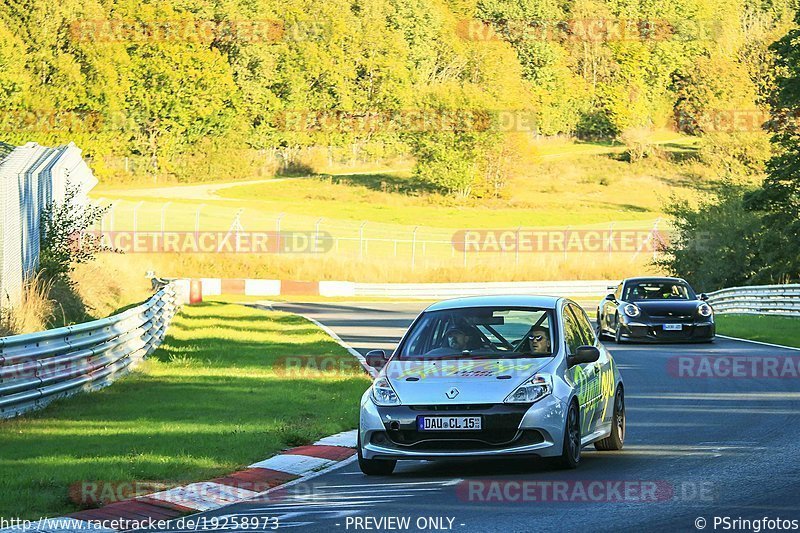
[619,319,715,342]
[359,393,567,460]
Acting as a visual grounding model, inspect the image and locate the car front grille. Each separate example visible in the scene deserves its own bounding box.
[409,404,493,411]
[372,429,544,451]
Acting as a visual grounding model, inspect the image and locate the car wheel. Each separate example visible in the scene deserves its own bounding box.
[595,309,605,338]
[357,431,396,475]
[614,322,622,343]
[595,386,625,451]
[556,401,581,469]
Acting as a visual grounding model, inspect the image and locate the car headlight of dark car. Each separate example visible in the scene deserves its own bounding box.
[623,304,641,318]
[697,303,713,318]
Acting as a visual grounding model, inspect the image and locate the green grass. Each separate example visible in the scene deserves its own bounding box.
[0,302,370,520]
[716,315,800,348]
[86,134,719,283]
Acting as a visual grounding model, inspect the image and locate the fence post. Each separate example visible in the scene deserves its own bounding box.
[160,202,171,234]
[132,201,144,235]
[109,201,119,232]
[359,221,367,260]
[411,226,419,270]
[195,204,206,236]
[314,217,323,253]
[276,213,284,253]
[652,218,662,261]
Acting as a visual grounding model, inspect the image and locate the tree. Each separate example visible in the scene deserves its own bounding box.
[654,185,765,291]
[744,7,800,282]
[125,42,238,180]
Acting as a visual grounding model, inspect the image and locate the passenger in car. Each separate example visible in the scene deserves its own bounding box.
[528,327,552,354]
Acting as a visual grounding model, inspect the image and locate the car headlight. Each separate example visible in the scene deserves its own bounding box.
[370,376,401,406]
[505,374,552,404]
[624,304,641,318]
[698,303,713,317]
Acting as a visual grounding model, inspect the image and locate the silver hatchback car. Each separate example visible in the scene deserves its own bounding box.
[358,295,625,475]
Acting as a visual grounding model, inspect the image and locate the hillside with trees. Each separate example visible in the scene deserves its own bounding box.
[1,0,796,194]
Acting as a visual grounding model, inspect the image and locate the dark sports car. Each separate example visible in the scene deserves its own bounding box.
[596,277,715,343]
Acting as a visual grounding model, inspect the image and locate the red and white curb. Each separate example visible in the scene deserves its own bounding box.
[1,430,358,532]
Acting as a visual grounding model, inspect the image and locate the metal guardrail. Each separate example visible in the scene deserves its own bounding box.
[707,284,800,317]
[0,282,178,419]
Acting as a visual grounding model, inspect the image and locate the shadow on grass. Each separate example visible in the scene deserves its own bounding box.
[0,301,370,519]
[327,173,438,195]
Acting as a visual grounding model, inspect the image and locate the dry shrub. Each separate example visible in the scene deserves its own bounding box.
[0,274,55,336]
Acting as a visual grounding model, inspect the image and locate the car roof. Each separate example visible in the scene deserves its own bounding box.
[623,276,687,284]
[424,295,563,312]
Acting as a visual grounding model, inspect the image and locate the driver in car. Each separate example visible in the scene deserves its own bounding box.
[527,327,552,354]
[445,328,471,351]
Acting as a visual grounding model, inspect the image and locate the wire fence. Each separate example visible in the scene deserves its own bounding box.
[89,199,668,271]
[0,142,97,308]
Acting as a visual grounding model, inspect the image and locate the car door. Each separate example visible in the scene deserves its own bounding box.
[562,304,599,438]
[604,282,624,333]
[566,303,606,437]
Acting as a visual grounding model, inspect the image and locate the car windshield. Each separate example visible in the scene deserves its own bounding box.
[397,306,555,360]
[624,281,695,301]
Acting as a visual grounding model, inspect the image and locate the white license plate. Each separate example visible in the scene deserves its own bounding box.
[418,416,482,431]
[663,324,683,331]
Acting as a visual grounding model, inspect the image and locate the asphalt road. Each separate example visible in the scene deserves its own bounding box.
[149,302,800,533]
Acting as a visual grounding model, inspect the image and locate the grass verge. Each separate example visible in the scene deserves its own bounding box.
[715,314,800,349]
[0,301,370,520]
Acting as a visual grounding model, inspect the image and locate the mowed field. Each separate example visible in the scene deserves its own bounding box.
[91,135,717,282]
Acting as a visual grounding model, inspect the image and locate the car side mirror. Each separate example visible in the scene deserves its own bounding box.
[365,350,389,369]
[699,293,709,301]
[568,345,600,367]
[605,293,616,301]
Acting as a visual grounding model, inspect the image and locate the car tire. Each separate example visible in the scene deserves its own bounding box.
[595,310,606,339]
[556,400,581,469]
[595,386,625,451]
[614,322,622,343]
[357,432,396,476]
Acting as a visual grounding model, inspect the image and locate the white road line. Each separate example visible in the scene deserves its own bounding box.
[717,334,800,352]
[253,455,358,498]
